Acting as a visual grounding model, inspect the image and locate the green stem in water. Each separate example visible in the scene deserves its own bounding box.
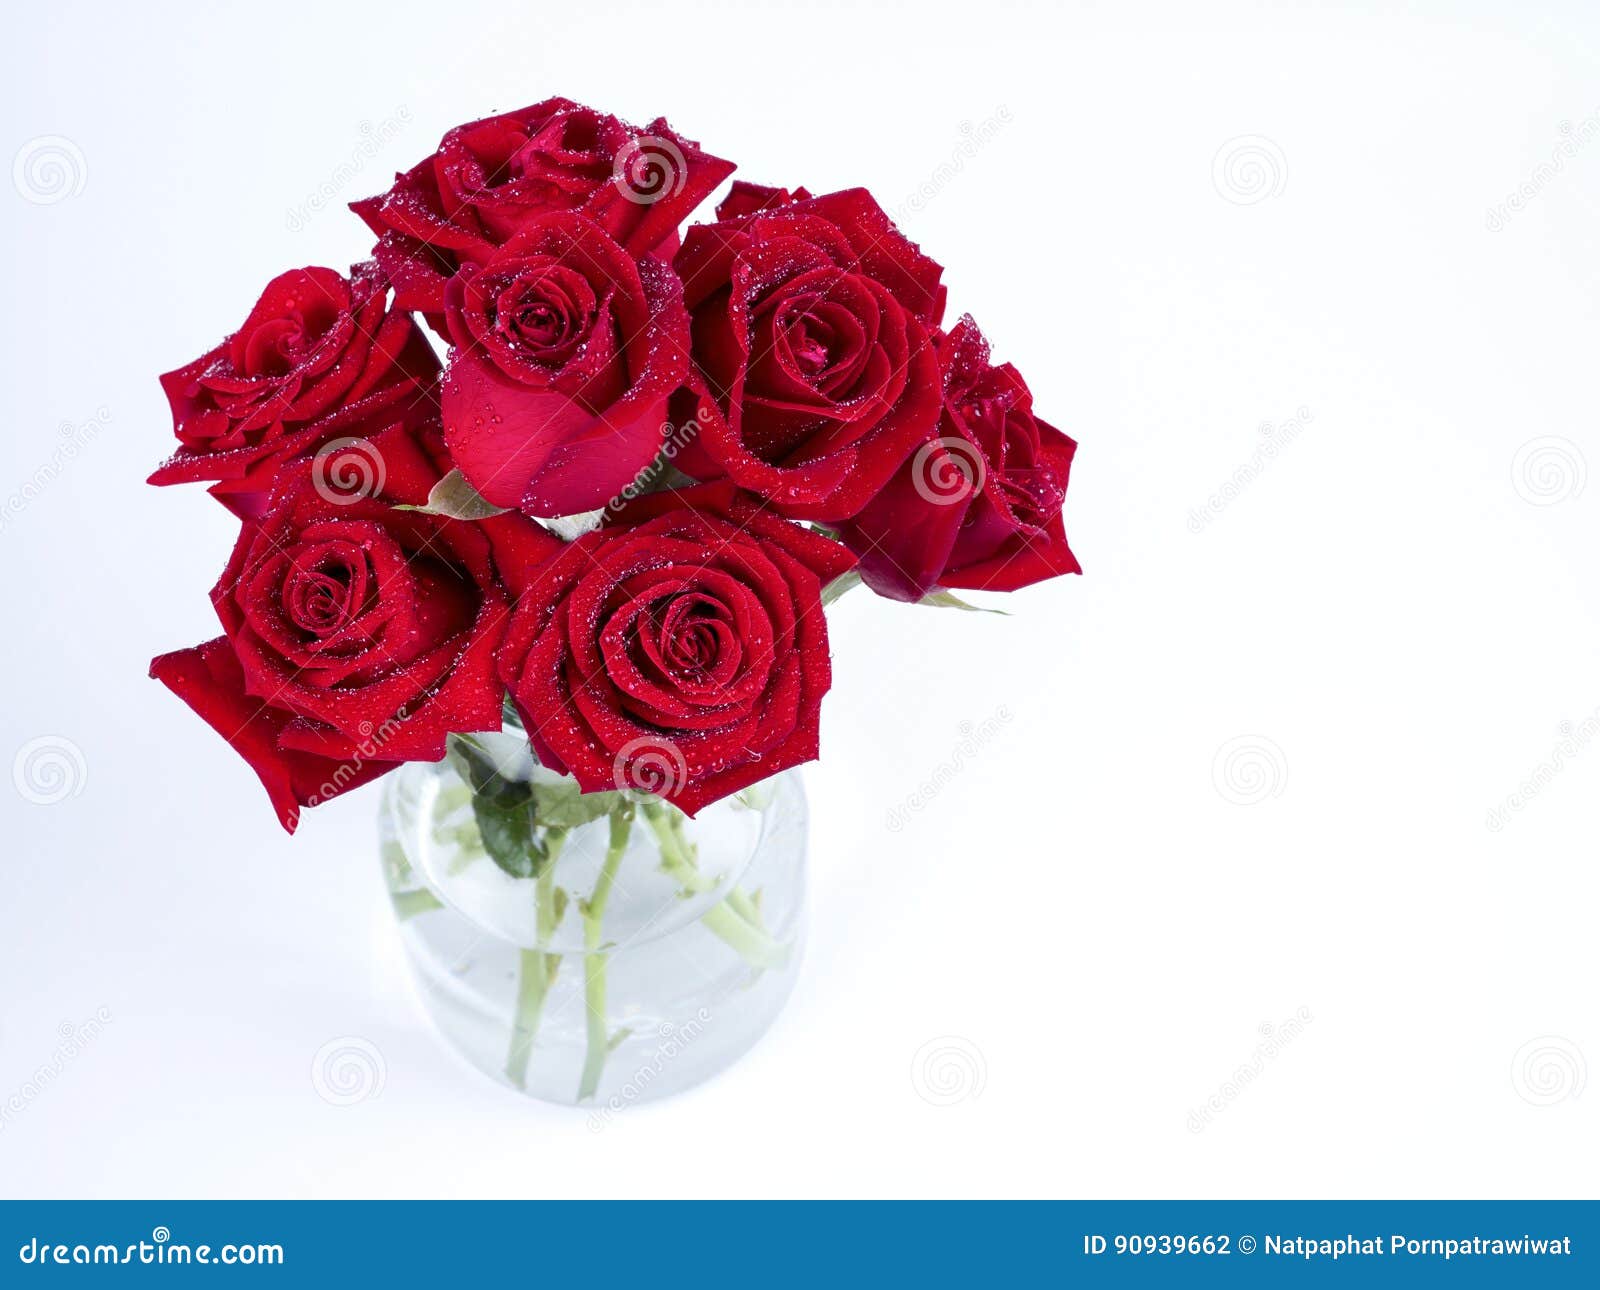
[505,829,567,1091]
[391,888,443,920]
[577,805,634,1101]
[642,802,788,971]
[697,900,790,971]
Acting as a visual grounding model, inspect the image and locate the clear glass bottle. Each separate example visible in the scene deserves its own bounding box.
[378,716,806,1112]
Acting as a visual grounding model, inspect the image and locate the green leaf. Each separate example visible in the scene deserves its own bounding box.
[918,588,1009,615]
[447,734,528,807]
[393,469,510,520]
[821,569,862,606]
[470,794,541,879]
[541,508,607,541]
[446,734,498,793]
[532,779,627,829]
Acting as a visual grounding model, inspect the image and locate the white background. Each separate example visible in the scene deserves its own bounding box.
[2,0,1596,1199]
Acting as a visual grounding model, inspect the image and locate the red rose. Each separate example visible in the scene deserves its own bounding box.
[440,212,690,517]
[499,482,856,815]
[840,317,1080,601]
[150,420,558,831]
[669,187,947,522]
[712,180,813,220]
[149,262,439,519]
[352,97,733,324]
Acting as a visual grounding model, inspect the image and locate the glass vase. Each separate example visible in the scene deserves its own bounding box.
[377,718,806,1111]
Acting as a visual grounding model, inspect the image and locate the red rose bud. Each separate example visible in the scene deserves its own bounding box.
[148,261,439,519]
[150,419,559,831]
[499,482,857,816]
[440,211,689,517]
[840,317,1080,601]
[669,187,947,522]
[351,97,734,324]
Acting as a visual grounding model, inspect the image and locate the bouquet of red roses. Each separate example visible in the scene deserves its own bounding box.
[148,96,1080,836]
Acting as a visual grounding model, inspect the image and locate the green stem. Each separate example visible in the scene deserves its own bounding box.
[577,806,633,1101]
[667,810,766,929]
[505,946,549,1091]
[723,884,763,928]
[698,900,790,971]
[391,888,443,920]
[505,831,567,1091]
[642,802,788,971]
